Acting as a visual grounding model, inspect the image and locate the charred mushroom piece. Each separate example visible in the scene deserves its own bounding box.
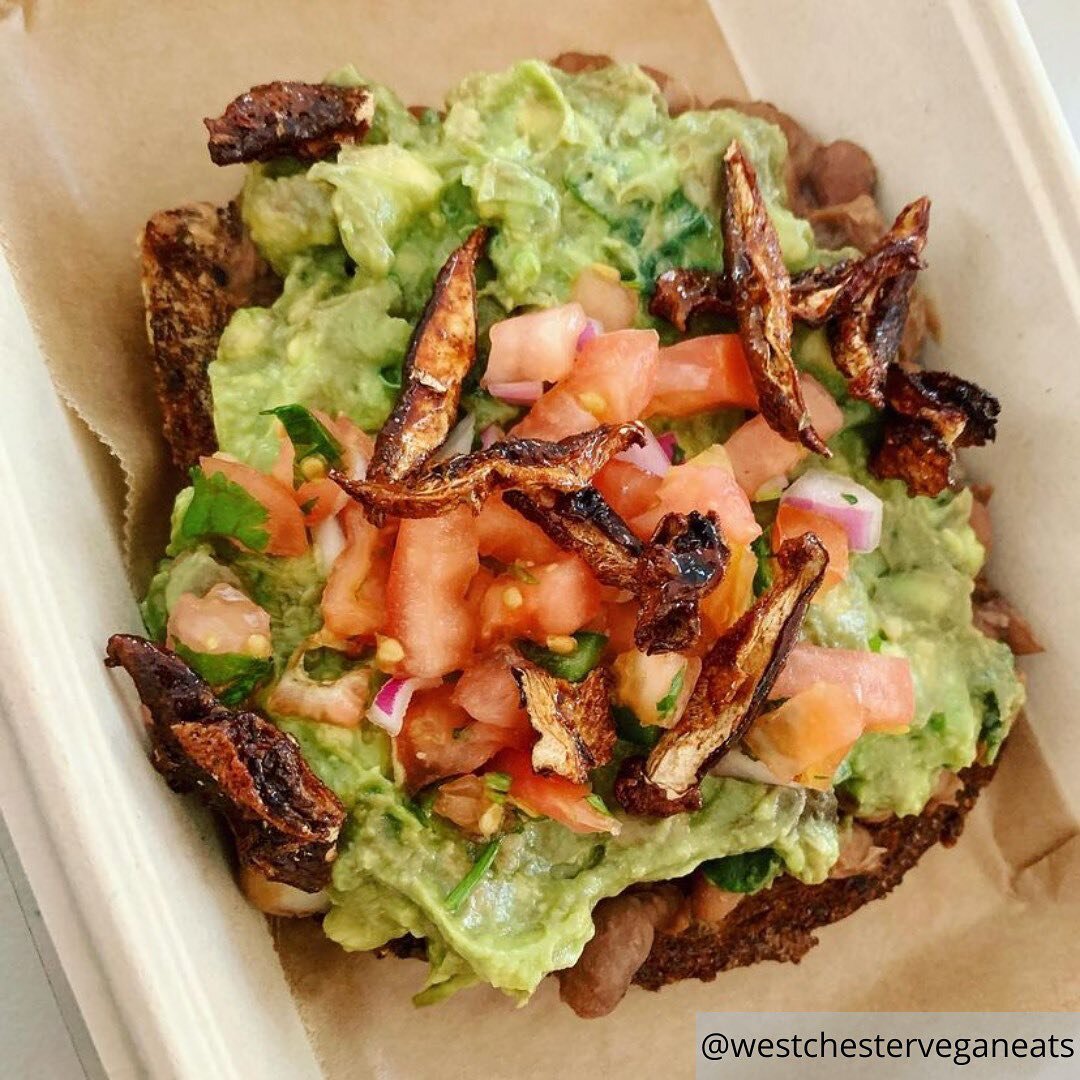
[635,511,730,654]
[806,193,887,253]
[972,578,1044,656]
[367,227,489,487]
[870,366,1000,496]
[510,659,615,783]
[723,142,826,454]
[644,534,828,799]
[504,488,727,654]
[648,267,733,331]
[205,81,374,165]
[140,202,280,468]
[827,198,930,405]
[336,424,644,519]
[613,756,703,818]
[105,635,345,892]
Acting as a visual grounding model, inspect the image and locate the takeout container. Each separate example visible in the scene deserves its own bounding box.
[1,1,1078,1076]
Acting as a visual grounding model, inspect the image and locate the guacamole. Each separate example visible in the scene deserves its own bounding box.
[142,59,1024,1003]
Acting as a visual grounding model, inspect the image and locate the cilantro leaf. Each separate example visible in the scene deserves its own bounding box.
[445,838,502,913]
[261,403,343,466]
[655,667,685,723]
[700,848,782,894]
[613,704,661,749]
[750,534,774,597]
[172,643,271,706]
[177,468,270,553]
[841,492,859,505]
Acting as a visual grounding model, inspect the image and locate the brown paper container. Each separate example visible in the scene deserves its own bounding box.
[0,1,1075,1076]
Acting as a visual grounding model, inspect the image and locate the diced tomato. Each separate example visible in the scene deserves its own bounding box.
[644,335,758,417]
[396,685,530,792]
[432,775,505,839]
[744,682,864,790]
[771,643,915,733]
[296,477,349,526]
[772,504,849,593]
[611,650,699,728]
[512,329,660,440]
[270,428,296,488]
[629,445,760,546]
[385,507,480,678]
[700,542,757,637]
[476,496,563,565]
[201,455,308,557]
[596,599,639,654]
[571,265,638,331]
[321,505,387,639]
[723,376,844,498]
[266,665,374,728]
[593,460,664,521]
[484,303,587,385]
[478,557,602,645]
[167,583,271,655]
[452,654,529,730]
[489,749,618,835]
[322,412,375,480]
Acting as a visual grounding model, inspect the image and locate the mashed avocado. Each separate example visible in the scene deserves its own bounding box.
[142,59,1025,1003]
[280,719,837,997]
[211,60,816,467]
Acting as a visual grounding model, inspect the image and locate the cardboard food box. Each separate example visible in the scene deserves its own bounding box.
[0,1,1078,1076]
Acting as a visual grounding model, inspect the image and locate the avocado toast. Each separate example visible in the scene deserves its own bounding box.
[108,56,1037,1017]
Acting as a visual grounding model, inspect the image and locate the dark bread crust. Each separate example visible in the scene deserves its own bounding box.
[633,760,995,989]
[139,201,279,469]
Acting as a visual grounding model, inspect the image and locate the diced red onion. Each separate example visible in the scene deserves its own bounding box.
[655,431,678,462]
[487,380,545,405]
[616,426,672,476]
[312,515,347,575]
[368,676,440,737]
[434,415,475,461]
[576,318,602,351]
[781,470,883,553]
[480,424,505,450]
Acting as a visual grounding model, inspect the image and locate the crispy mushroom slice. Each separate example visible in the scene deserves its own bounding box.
[870,366,1000,496]
[613,757,703,818]
[367,227,488,486]
[205,81,374,165]
[648,267,733,331]
[827,198,930,405]
[509,659,615,784]
[335,424,644,520]
[643,534,829,799]
[723,142,827,454]
[140,202,280,468]
[105,635,345,892]
[503,488,728,654]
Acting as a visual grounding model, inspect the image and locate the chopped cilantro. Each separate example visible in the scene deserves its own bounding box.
[172,643,271,706]
[175,468,269,553]
[655,667,685,723]
[751,534,774,597]
[445,838,502,912]
[584,793,613,816]
[867,632,885,653]
[700,848,782,894]
[261,403,343,466]
[841,492,859,505]
[979,691,1006,762]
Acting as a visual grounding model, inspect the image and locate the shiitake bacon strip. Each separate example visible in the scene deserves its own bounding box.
[105,635,345,892]
[722,142,828,455]
[504,488,728,655]
[640,534,828,801]
[870,366,999,497]
[334,424,644,520]
[509,659,615,784]
[366,227,488,486]
[205,81,374,166]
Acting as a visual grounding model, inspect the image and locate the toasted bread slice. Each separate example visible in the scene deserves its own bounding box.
[140,201,278,469]
[634,760,995,989]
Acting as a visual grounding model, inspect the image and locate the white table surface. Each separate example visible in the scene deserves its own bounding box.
[1,3,1076,1076]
